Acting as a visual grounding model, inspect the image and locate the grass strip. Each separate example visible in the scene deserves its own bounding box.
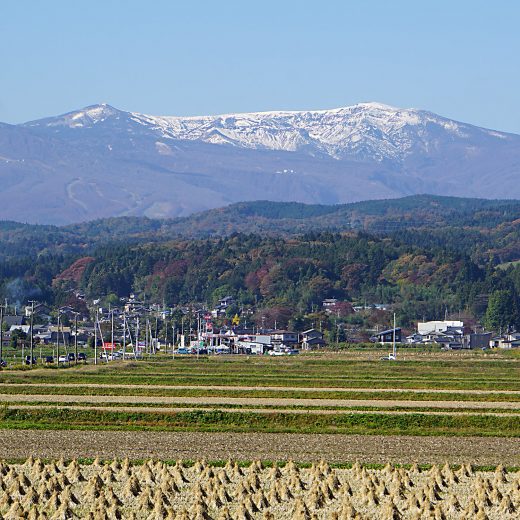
[1,407,519,437]
[1,374,519,391]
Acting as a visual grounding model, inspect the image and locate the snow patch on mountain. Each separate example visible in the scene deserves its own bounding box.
[127,102,510,162]
[25,102,513,163]
[26,104,121,129]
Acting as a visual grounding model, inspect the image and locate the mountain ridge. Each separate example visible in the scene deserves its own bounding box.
[1,102,519,224]
[23,101,514,161]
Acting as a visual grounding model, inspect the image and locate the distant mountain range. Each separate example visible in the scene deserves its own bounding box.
[1,102,520,224]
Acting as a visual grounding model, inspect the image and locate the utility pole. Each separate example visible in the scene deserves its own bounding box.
[136,317,140,360]
[94,311,98,365]
[56,313,60,369]
[122,313,126,361]
[145,318,149,355]
[155,316,159,354]
[163,316,168,356]
[392,312,397,360]
[29,300,35,368]
[0,302,3,365]
[172,320,176,360]
[111,309,114,355]
[74,313,78,365]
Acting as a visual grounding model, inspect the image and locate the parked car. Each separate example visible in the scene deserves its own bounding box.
[58,355,68,363]
[24,356,37,365]
[196,348,208,355]
[120,351,138,359]
[44,356,54,364]
[176,348,189,355]
[77,352,87,361]
[100,352,121,361]
[0,359,7,367]
[67,353,75,361]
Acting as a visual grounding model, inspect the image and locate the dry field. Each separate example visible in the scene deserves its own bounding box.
[3,392,520,410]
[0,431,518,467]
[0,457,519,519]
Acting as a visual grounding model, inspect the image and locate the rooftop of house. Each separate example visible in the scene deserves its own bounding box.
[374,327,401,336]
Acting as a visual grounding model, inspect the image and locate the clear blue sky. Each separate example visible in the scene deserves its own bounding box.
[1,0,519,132]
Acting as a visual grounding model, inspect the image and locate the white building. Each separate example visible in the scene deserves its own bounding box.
[417,320,464,335]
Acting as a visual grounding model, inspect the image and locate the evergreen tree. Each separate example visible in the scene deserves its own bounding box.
[484,289,520,331]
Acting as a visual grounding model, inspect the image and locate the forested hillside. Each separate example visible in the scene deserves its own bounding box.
[3,195,520,260]
[2,195,520,328]
[77,232,503,327]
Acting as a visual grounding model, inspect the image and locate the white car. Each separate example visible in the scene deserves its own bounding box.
[58,355,68,363]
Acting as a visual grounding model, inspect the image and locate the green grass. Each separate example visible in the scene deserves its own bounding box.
[1,353,519,438]
[0,407,518,437]
[1,354,519,391]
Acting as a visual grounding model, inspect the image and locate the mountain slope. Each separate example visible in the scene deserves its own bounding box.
[0,103,519,224]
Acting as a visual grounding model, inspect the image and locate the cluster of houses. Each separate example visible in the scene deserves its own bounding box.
[372,319,503,350]
[199,327,326,355]
[2,293,520,356]
[0,294,328,356]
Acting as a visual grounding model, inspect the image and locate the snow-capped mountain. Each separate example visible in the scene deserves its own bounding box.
[1,102,519,224]
[25,102,513,162]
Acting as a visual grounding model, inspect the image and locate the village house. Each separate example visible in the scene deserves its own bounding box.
[49,326,72,345]
[489,332,520,349]
[2,315,26,328]
[322,298,338,309]
[370,328,402,344]
[417,320,464,335]
[270,330,298,347]
[300,328,326,349]
[25,303,52,321]
[211,296,235,318]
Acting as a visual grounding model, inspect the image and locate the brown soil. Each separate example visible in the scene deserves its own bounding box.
[2,382,520,395]
[0,430,518,466]
[1,392,519,410]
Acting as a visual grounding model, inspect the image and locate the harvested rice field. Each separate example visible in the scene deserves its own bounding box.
[0,351,518,467]
[0,457,519,519]
[0,430,518,466]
